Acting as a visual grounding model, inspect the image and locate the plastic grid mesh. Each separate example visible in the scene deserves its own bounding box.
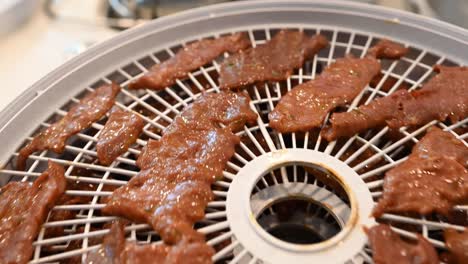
[0,25,466,263]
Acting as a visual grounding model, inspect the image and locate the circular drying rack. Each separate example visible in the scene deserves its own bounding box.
[0,1,467,263]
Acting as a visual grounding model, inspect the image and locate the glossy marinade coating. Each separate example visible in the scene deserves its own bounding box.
[444,228,468,264]
[86,221,214,264]
[366,224,438,264]
[219,30,329,89]
[136,91,257,171]
[322,66,468,141]
[269,55,380,132]
[17,83,121,170]
[102,92,257,258]
[97,107,145,165]
[128,33,251,90]
[0,161,66,264]
[269,39,407,133]
[372,127,468,218]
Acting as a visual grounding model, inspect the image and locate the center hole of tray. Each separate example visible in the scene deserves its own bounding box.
[257,197,342,244]
[250,162,352,246]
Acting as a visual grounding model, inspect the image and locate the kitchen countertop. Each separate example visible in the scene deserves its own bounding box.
[0,0,118,112]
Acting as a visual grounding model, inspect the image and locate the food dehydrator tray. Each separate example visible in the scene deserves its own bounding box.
[0,1,466,263]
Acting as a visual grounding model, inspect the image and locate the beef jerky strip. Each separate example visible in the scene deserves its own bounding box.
[86,221,213,264]
[444,228,468,264]
[269,39,408,133]
[322,65,468,141]
[17,83,121,170]
[372,127,468,218]
[366,224,438,264]
[97,107,145,165]
[135,91,257,170]
[128,33,251,90]
[219,30,329,89]
[102,92,257,245]
[0,161,66,264]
